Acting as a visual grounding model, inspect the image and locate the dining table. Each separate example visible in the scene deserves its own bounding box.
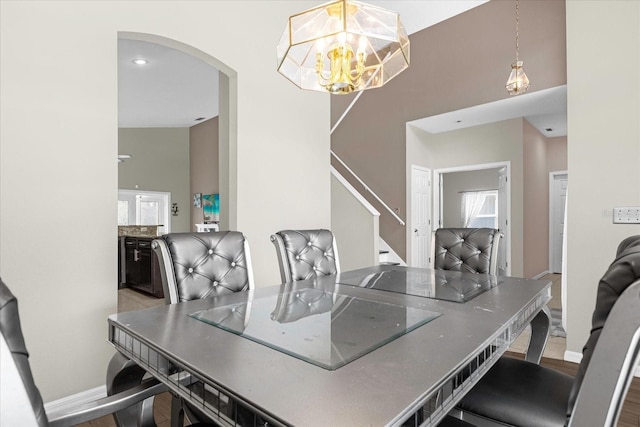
[108,265,551,427]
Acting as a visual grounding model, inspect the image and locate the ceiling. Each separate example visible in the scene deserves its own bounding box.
[118,39,219,128]
[118,0,566,137]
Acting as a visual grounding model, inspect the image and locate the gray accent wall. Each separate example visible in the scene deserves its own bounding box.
[331,0,567,261]
[190,117,219,230]
[118,128,191,233]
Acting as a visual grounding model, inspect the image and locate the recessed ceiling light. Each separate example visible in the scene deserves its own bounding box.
[194,117,205,121]
[132,59,148,65]
[545,128,553,132]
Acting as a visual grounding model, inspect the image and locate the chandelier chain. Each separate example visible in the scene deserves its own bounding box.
[515,0,520,61]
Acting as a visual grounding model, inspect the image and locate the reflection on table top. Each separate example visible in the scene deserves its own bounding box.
[337,267,502,303]
[189,282,441,370]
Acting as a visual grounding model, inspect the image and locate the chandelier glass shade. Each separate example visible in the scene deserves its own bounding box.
[277,0,410,95]
[506,60,530,95]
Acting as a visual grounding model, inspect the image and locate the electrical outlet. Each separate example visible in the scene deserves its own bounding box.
[613,207,640,224]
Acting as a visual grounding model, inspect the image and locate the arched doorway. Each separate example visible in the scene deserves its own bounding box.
[118,31,237,231]
[117,33,237,306]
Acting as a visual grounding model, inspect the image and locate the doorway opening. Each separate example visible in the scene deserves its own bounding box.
[433,161,511,275]
[118,31,237,232]
[549,171,568,273]
[117,32,237,308]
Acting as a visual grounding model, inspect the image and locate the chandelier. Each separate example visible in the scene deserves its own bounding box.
[277,0,410,95]
[505,0,530,95]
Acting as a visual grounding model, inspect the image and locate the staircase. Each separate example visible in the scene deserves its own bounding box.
[378,238,405,266]
[331,166,406,270]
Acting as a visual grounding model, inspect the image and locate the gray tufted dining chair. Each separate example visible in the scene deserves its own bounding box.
[270,229,340,283]
[440,235,640,427]
[0,278,169,427]
[152,231,254,304]
[432,228,501,275]
[151,231,255,426]
[431,227,550,366]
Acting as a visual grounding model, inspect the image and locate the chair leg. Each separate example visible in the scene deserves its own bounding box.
[170,393,185,427]
[106,352,157,427]
[524,305,551,364]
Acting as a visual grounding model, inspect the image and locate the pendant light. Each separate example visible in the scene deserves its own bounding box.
[505,0,530,95]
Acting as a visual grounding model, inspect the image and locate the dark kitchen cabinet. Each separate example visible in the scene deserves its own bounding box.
[123,237,164,298]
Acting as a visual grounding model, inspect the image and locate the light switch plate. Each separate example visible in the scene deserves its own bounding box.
[613,207,640,224]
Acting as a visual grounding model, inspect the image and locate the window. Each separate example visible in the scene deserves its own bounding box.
[117,200,129,225]
[117,190,170,234]
[138,199,159,226]
[462,190,498,228]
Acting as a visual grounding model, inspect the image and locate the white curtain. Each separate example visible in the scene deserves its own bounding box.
[462,191,489,227]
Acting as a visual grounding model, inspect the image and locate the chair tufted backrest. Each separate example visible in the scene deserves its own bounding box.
[433,228,501,275]
[0,279,48,427]
[152,231,254,304]
[567,235,640,418]
[270,229,340,283]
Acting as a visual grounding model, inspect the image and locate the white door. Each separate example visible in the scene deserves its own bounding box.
[550,173,568,273]
[411,166,431,267]
[497,166,509,275]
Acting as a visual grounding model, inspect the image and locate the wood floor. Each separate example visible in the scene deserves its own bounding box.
[76,287,640,426]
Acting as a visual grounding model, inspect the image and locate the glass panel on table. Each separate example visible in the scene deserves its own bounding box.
[337,268,502,303]
[189,281,440,371]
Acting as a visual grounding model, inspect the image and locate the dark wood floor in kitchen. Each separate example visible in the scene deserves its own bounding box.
[76,288,640,427]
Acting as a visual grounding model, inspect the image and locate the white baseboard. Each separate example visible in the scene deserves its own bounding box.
[531,270,552,280]
[44,385,106,413]
[565,349,640,377]
[564,350,582,364]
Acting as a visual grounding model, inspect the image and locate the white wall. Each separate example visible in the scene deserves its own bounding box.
[0,1,329,401]
[331,173,379,272]
[565,1,640,357]
[119,128,191,232]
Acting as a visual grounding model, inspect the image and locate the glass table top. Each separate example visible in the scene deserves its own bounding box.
[337,268,502,303]
[189,284,441,371]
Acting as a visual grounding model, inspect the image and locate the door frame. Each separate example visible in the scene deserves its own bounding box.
[433,161,511,275]
[409,165,432,267]
[549,171,568,273]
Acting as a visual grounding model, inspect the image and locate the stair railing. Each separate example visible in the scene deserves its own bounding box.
[330,150,405,226]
